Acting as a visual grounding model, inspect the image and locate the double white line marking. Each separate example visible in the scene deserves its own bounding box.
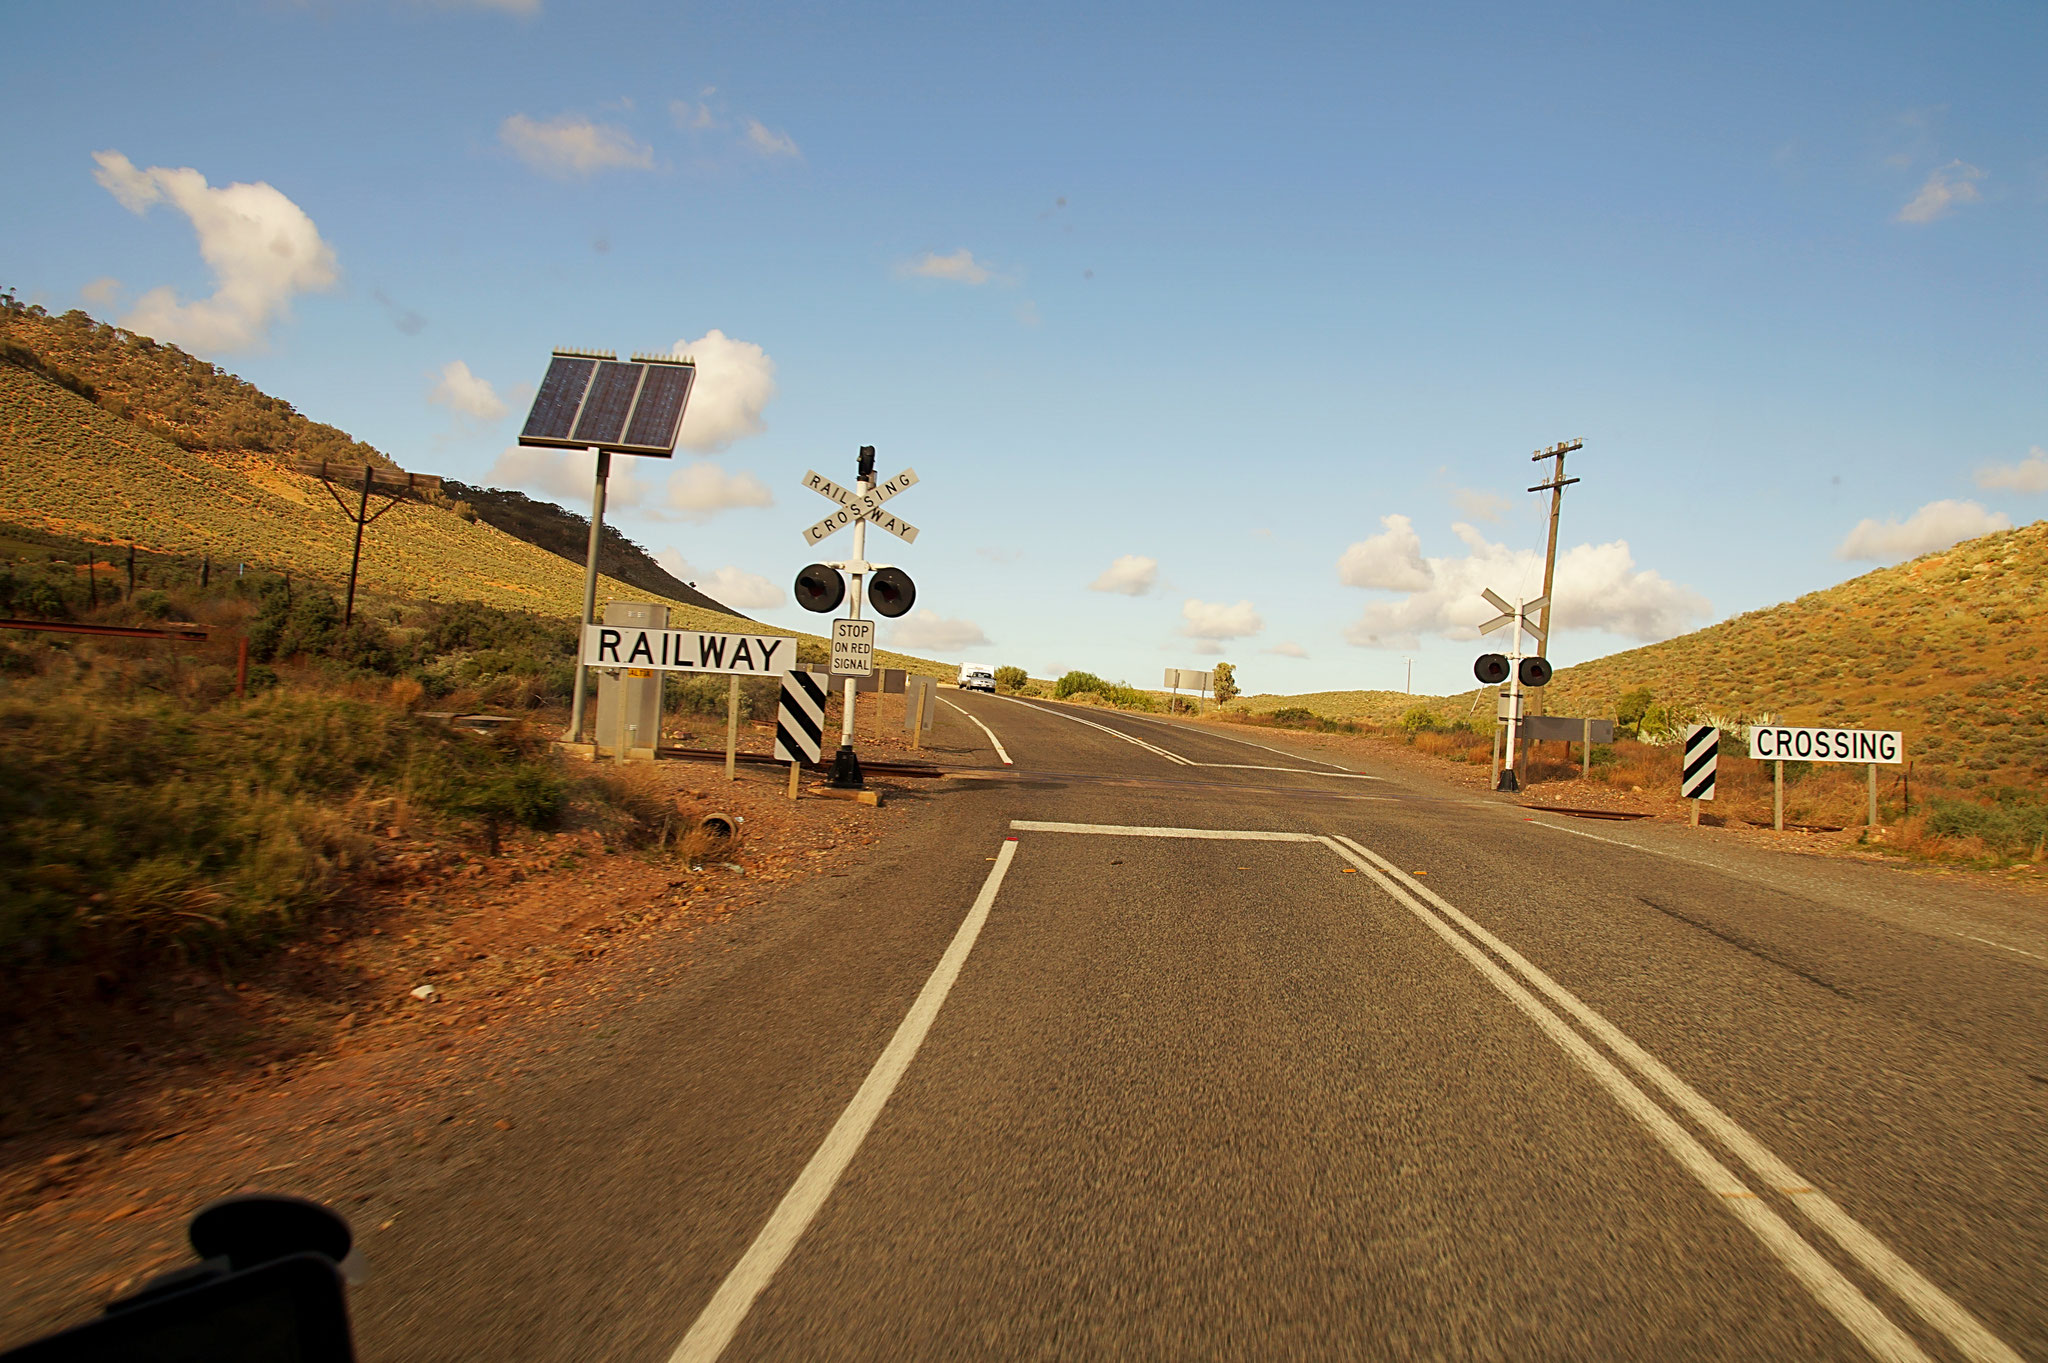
[1321,831,2021,1363]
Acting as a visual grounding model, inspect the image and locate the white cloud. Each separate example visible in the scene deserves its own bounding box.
[1264,641,1309,658]
[1339,519,1710,650]
[500,113,654,177]
[1180,598,1263,641]
[1897,160,1984,224]
[655,551,784,608]
[670,96,717,131]
[669,330,777,451]
[1337,514,1433,591]
[1974,446,2048,495]
[742,119,800,158]
[1451,488,1510,522]
[653,460,773,524]
[1090,553,1158,596]
[486,445,647,509]
[81,276,121,306]
[889,610,991,652]
[897,249,995,285]
[428,360,506,422]
[91,150,339,353]
[1835,499,2010,562]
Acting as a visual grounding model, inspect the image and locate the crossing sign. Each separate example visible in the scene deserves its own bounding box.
[832,618,875,676]
[801,466,921,545]
[1682,725,1718,800]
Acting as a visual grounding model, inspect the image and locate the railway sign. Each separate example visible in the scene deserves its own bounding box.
[832,618,875,677]
[1682,725,1719,800]
[801,466,921,545]
[1748,726,1903,764]
[581,626,795,676]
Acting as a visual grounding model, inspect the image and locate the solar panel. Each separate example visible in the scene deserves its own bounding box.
[621,361,695,453]
[520,354,598,445]
[570,361,642,446]
[517,350,696,456]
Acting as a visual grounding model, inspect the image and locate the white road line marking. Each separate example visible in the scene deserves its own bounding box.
[1318,835,1934,1363]
[1107,712,1359,770]
[1959,934,2046,963]
[666,839,1021,1363]
[995,696,1380,778]
[940,698,1012,764]
[1193,762,1382,781]
[991,696,1192,764]
[1011,820,1321,842]
[1331,834,2024,1363]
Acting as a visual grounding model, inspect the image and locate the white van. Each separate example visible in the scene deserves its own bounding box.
[958,663,996,692]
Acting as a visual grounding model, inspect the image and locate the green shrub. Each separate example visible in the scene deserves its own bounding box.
[1399,705,1444,735]
[994,665,1028,693]
[1925,796,2048,857]
[1055,670,1111,699]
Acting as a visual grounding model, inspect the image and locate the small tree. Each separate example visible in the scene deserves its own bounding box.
[994,665,1027,693]
[1212,661,1239,704]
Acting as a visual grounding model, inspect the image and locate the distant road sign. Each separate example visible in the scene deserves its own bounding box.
[580,626,795,675]
[1748,726,1902,764]
[832,619,875,677]
[1164,668,1211,691]
[774,670,827,764]
[1682,725,1719,800]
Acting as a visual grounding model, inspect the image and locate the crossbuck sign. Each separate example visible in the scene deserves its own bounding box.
[802,467,920,546]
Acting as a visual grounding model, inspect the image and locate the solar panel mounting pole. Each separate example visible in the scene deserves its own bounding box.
[569,446,609,745]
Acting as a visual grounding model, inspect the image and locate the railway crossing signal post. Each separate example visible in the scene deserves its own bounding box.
[792,447,922,788]
[1474,589,1551,794]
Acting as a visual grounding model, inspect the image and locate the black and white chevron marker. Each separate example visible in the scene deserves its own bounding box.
[774,670,827,764]
[1681,724,1719,800]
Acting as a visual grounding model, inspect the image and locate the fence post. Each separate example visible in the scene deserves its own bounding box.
[725,675,740,782]
[1867,762,1878,829]
[1774,760,1784,832]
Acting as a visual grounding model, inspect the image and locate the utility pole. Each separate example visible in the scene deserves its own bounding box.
[1527,438,1582,716]
[1404,657,1413,693]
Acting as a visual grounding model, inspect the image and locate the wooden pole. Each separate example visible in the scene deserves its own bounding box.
[344,466,372,626]
[1526,440,1582,718]
[1868,762,1878,829]
[787,760,800,800]
[725,675,741,781]
[1774,760,1784,832]
[236,636,249,698]
[1691,797,1700,828]
[912,682,927,750]
[1581,717,1591,778]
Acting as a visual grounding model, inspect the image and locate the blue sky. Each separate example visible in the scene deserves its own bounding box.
[4,1,2044,695]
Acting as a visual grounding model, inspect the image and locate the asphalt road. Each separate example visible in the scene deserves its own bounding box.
[352,692,2048,1361]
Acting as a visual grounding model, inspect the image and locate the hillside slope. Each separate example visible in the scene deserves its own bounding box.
[1507,522,2047,788]
[0,300,730,615]
[0,360,948,677]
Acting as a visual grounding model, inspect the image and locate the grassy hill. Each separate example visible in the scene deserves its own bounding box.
[1519,521,2048,790]
[1245,522,2047,795]
[0,299,946,678]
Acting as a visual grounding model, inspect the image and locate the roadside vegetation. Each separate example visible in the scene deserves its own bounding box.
[0,529,774,981]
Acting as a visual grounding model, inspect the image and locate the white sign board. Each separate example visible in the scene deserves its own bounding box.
[581,626,797,675]
[1164,668,1211,691]
[1748,725,1903,765]
[831,618,875,677]
[801,467,921,546]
